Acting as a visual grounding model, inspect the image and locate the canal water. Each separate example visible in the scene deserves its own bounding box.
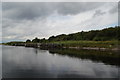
[2,45,119,78]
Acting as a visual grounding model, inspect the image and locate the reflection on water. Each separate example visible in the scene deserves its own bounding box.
[2,45,119,78]
[49,48,120,66]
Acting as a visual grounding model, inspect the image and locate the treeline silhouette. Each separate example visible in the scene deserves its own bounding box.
[26,26,120,43]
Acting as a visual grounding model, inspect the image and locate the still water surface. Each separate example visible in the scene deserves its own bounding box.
[2,45,119,78]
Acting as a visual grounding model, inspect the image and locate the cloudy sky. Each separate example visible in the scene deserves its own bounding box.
[2,2,118,42]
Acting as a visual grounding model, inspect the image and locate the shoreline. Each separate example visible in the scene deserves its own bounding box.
[63,46,120,51]
[3,42,120,51]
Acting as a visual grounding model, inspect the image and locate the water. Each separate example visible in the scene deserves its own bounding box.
[2,45,119,78]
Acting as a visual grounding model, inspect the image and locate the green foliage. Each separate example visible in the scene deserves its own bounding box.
[40,38,47,43]
[26,39,31,43]
[48,36,55,41]
[4,41,25,46]
[4,26,120,48]
[32,37,40,43]
[49,40,119,48]
[48,26,120,41]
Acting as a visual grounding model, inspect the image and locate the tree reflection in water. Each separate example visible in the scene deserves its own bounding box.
[47,48,120,67]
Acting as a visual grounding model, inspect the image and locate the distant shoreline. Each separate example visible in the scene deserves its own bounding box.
[3,40,120,51]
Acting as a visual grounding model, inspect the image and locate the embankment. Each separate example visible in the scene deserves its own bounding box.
[4,41,120,51]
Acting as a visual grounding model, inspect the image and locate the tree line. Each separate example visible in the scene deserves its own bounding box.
[26,26,120,43]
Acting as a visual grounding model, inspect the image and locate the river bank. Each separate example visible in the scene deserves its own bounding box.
[3,40,120,51]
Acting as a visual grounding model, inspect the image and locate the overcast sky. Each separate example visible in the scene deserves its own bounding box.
[2,2,118,42]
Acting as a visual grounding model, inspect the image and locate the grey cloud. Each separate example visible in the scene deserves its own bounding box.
[2,2,117,42]
[93,10,106,18]
[56,2,104,15]
[3,2,105,20]
[3,3,54,20]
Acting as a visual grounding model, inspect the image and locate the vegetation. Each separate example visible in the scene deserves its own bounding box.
[48,40,119,48]
[3,26,120,49]
[4,41,25,45]
[26,39,31,43]
[32,37,40,43]
[3,41,25,46]
[26,26,120,43]
[47,26,120,42]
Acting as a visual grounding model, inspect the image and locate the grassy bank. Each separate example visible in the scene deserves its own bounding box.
[48,40,120,49]
[3,40,120,50]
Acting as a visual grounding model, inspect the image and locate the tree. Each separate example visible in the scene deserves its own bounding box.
[27,26,119,42]
[32,37,40,43]
[48,36,55,41]
[40,38,47,43]
[26,39,31,43]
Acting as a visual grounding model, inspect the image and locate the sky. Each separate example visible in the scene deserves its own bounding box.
[1,1,119,42]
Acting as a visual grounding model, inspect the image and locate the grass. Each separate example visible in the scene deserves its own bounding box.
[48,40,120,48]
[4,40,120,49]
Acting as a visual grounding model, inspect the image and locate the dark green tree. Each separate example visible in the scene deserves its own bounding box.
[32,37,40,43]
[40,38,47,43]
[26,39,31,43]
[48,36,55,41]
